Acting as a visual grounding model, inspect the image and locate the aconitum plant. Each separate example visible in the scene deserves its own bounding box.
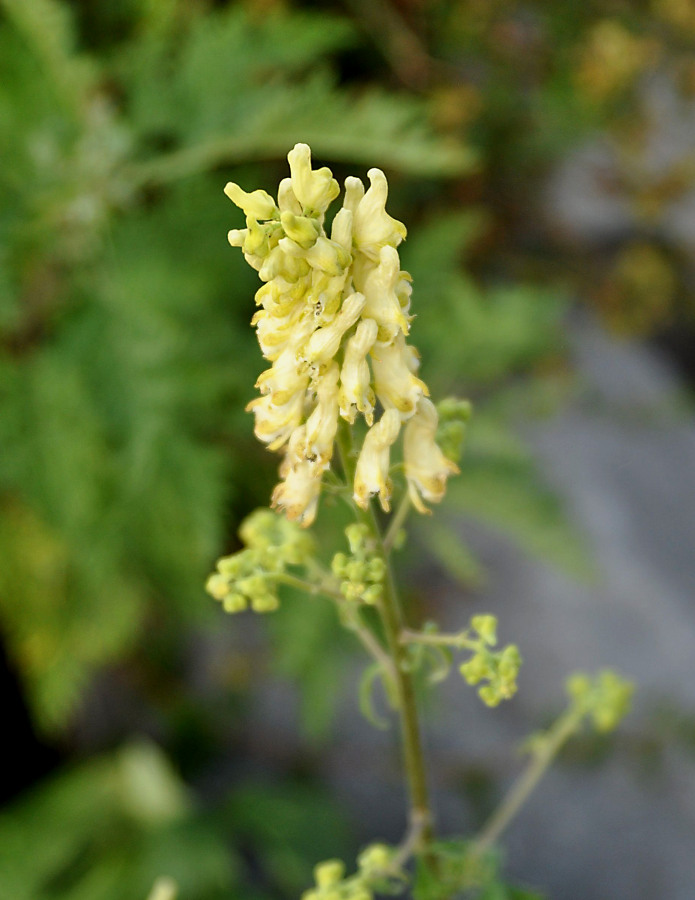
[205,145,633,899]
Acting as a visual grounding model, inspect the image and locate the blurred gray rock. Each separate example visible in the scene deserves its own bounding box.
[427,318,695,900]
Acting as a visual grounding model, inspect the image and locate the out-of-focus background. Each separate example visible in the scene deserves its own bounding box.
[1,1,695,898]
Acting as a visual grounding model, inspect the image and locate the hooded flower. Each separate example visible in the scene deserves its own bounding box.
[353,409,402,512]
[403,398,460,513]
[339,318,378,425]
[224,144,458,525]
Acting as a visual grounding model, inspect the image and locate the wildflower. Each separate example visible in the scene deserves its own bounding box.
[371,333,428,416]
[224,143,458,525]
[353,409,401,512]
[403,399,459,513]
[339,318,378,425]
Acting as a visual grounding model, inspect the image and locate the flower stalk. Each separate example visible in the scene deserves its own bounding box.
[336,420,434,850]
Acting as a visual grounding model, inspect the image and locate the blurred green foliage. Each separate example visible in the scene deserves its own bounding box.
[1,0,692,897]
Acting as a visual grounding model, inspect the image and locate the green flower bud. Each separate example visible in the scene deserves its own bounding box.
[346,889,372,900]
[591,670,634,732]
[222,592,248,613]
[238,574,268,598]
[251,592,280,613]
[498,644,522,680]
[357,843,392,874]
[281,211,320,248]
[436,398,473,463]
[341,582,364,602]
[471,614,497,647]
[331,552,349,577]
[460,654,489,685]
[345,523,369,554]
[566,673,592,703]
[437,397,473,423]
[479,685,501,707]
[301,891,320,900]
[346,559,366,583]
[366,557,386,582]
[243,218,272,258]
[217,555,244,577]
[361,584,383,604]
[206,573,230,601]
[314,859,345,889]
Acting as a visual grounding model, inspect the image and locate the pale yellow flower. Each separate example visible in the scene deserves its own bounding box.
[339,318,378,425]
[246,387,307,451]
[223,183,278,220]
[288,143,340,215]
[361,245,412,341]
[403,398,459,513]
[370,333,428,417]
[302,292,366,363]
[352,168,407,258]
[224,143,459,526]
[272,426,325,525]
[353,409,402,511]
[271,457,324,526]
[304,362,340,463]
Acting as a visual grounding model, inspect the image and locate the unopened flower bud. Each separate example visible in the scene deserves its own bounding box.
[361,584,383,604]
[472,614,497,647]
[206,573,230,600]
[222,592,248,613]
[280,210,320,248]
[314,860,345,889]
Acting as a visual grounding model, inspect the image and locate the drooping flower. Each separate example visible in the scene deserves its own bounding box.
[224,143,457,525]
[353,409,402,512]
[403,398,460,513]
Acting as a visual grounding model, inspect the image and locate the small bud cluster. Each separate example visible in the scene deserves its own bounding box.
[205,509,313,613]
[566,669,634,732]
[459,615,522,707]
[331,523,386,605]
[225,143,459,526]
[302,844,399,900]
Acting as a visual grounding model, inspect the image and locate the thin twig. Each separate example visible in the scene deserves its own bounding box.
[470,707,584,859]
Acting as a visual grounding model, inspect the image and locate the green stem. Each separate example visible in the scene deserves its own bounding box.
[274,572,343,603]
[336,422,434,849]
[471,705,584,859]
[401,628,477,651]
[383,493,411,554]
[274,574,394,674]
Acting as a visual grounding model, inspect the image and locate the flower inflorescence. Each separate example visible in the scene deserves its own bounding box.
[331,523,386,605]
[205,509,313,613]
[225,144,458,526]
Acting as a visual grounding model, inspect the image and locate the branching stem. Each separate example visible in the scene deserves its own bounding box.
[401,628,477,651]
[337,421,434,851]
[470,705,584,859]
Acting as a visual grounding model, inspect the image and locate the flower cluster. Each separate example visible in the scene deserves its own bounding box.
[225,143,458,526]
[302,844,400,900]
[331,523,386,605]
[459,615,522,707]
[565,669,634,732]
[205,509,313,613]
